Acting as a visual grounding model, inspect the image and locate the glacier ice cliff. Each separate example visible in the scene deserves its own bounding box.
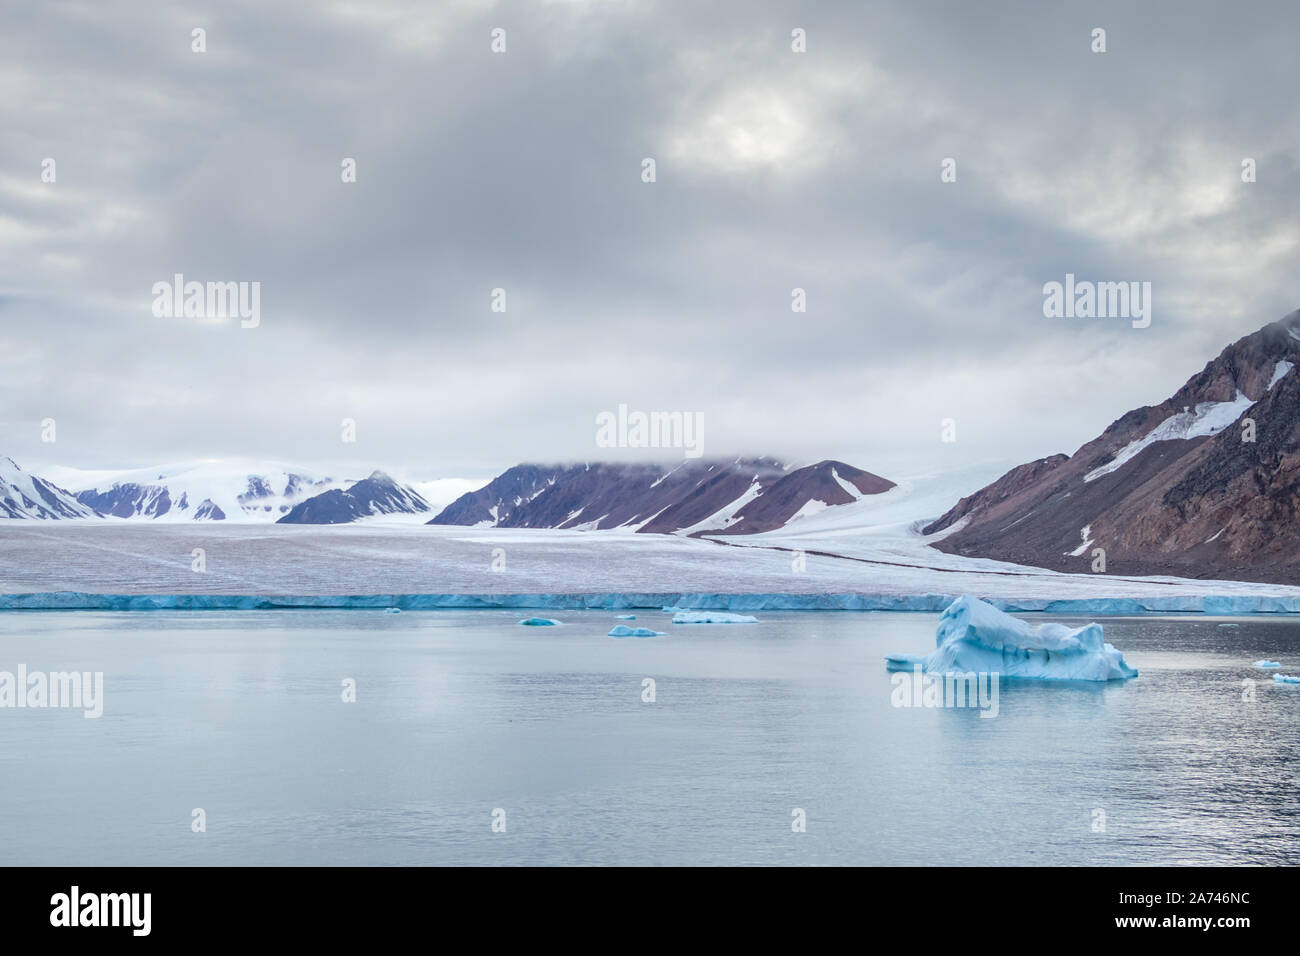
[886,594,1138,681]
[3,591,1300,615]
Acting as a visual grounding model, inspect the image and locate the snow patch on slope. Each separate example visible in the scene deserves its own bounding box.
[1083,391,1256,483]
[830,467,865,500]
[674,479,764,535]
[1067,525,1094,557]
[1269,360,1294,389]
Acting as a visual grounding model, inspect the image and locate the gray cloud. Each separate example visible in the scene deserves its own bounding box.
[2,0,1298,480]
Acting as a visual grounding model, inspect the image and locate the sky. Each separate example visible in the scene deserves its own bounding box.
[2,0,1298,483]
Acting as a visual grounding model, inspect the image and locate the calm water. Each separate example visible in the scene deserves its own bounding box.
[0,609,1297,866]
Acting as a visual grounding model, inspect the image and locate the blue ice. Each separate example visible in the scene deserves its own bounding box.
[886,594,1138,682]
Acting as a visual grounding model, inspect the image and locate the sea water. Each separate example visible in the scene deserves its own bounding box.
[0,609,1296,865]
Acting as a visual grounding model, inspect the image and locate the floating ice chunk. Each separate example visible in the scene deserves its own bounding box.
[671,611,759,624]
[608,625,664,638]
[886,594,1138,681]
[1254,660,1282,668]
[518,617,561,626]
[1218,623,1239,627]
[384,607,401,614]
[1274,674,1300,684]
[615,614,636,620]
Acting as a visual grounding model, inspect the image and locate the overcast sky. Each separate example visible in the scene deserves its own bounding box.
[2,0,1297,482]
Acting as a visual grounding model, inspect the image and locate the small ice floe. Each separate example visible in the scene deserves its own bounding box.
[615,614,637,620]
[518,617,561,626]
[671,611,760,624]
[1274,674,1300,684]
[886,594,1137,681]
[1218,623,1239,628]
[384,607,402,614]
[1253,660,1282,668]
[608,625,664,638]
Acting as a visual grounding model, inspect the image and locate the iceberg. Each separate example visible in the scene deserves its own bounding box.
[886,594,1138,682]
[615,614,636,620]
[1275,674,1300,684]
[1253,660,1282,668]
[384,607,401,614]
[608,625,664,638]
[518,617,561,626]
[671,611,759,624]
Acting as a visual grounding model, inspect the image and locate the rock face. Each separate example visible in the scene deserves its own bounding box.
[428,458,895,535]
[927,312,1300,584]
[0,457,98,519]
[277,471,430,524]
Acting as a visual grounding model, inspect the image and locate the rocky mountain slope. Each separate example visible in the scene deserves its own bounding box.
[927,311,1300,583]
[429,458,895,535]
[0,456,98,519]
[278,471,431,524]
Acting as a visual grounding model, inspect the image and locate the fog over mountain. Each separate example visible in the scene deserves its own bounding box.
[2,1,1298,482]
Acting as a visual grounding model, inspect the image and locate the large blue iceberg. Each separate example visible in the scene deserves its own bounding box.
[886,594,1138,682]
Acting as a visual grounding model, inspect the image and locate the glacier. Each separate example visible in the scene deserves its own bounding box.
[4,591,1300,614]
[608,625,664,638]
[885,595,1138,681]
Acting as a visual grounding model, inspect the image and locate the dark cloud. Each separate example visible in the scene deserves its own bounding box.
[2,0,1297,478]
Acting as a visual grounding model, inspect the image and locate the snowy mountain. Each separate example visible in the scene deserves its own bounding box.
[42,460,342,522]
[428,458,896,535]
[927,310,1300,584]
[277,471,431,524]
[0,456,98,519]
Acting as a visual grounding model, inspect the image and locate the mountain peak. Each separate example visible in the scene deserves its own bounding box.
[928,308,1300,584]
[429,458,893,535]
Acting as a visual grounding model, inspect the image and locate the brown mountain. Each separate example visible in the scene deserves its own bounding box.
[927,311,1300,584]
[429,458,894,535]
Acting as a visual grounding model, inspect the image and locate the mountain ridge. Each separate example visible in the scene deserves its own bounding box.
[926,311,1300,583]
[427,458,897,535]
